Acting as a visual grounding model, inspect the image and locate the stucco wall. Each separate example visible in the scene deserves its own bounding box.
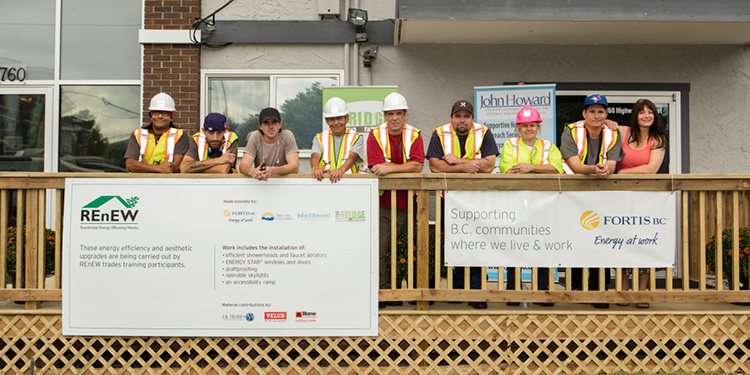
[200,1,750,173]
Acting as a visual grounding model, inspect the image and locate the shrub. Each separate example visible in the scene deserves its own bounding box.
[705,227,749,282]
[386,227,447,286]
[6,226,56,280]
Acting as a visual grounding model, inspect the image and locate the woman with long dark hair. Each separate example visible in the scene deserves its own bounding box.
[616,99,667,174]
[616,98,668,308]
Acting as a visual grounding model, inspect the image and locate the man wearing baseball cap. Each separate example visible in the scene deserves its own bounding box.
[180,113,239,174]
[426,100,499,309]
[239,107,299,181]
[560,94,624,308]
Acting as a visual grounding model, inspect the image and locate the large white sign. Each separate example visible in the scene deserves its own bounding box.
[62,178,379,337]
[445,191,676,268]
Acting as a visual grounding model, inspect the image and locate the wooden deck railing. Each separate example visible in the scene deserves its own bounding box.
[1,173,749,310]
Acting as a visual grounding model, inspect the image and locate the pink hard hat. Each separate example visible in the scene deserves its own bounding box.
[515,105,543,125]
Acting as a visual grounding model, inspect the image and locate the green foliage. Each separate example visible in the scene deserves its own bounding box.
[229,113,260,149]
[6,226,56,279]
[705,227,749,282]
[386,227,447,285]
[279,82,323,150]
[125,196,139,207]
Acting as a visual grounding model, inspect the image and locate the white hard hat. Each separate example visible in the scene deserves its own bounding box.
[148,92,176,112]
[323,97,348,118]
[383,92,408,112]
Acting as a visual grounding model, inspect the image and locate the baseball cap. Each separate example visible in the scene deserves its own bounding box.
[451,100,474,116]
[203,113,228,132]
[259,107,282,123]
[583,94,608,109]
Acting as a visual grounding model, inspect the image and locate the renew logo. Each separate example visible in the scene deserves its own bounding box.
[80,196,139,223]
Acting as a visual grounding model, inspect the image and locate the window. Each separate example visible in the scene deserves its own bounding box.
[203,71,342,150]
[59,85,140,172]
[61,0,141,80]
[0,0,56,80]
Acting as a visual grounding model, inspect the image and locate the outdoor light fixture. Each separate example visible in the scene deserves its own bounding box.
[348,8,368,42]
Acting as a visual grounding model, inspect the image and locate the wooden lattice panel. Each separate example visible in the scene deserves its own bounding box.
[0,313,747,375]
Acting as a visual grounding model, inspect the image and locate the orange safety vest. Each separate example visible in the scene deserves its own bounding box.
[372,123,420,163]
[436,123,487,159]
[193,131,238,173]
[509,138,551,165]
[134,128,183,165]
[316,128,360,173]
[562,120,618,174]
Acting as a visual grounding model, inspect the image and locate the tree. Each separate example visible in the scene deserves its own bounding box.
[279,82,324,149]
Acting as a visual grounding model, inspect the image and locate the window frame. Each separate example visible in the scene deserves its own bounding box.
[201,69,344,157]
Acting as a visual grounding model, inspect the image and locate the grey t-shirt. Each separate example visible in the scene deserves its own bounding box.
[243,129,299,167]
[560,125,624,166]
[311,132,365,165]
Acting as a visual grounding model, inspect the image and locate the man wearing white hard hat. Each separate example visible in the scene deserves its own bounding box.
[367,93,425,308]
[310,97,364,183]
[124,92,188,173]
[180,113,239,174]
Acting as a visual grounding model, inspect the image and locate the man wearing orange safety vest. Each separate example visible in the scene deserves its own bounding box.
[180,113,238,174]
[560,94,624,309]
[311,97,364,183]
[124,92,189,173]
[366,93,425,308]
[427,100,499,309]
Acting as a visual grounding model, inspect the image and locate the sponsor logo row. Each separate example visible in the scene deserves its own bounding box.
[222,311,317,323]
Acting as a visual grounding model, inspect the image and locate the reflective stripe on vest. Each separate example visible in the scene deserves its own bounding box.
[562,120,618,174]
[135,128,182,164]
[372,123,420,163]
[317,128,360,173]
[509,138,551,165]
[437,123,486,159]
[194,131,239,173]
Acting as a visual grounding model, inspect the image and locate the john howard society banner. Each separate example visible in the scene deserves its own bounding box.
[445,191,676,268]
[62,178,378,337]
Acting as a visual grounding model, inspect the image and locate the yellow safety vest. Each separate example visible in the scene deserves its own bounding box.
[436,123,487,159]
[193,131,238,173]
[562,120,618,174]
[134,128,183,165]
[317,129,360,173]
[372,123,420,163]
[509,138,551,165]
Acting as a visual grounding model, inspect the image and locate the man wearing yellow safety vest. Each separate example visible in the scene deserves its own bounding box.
[239,107,299,180]
[124,92,189,173]
[427,100,499,309]
[311,97,364,183]
[366,93,425,308]
[560,94,624,309]
[180,113,238,174]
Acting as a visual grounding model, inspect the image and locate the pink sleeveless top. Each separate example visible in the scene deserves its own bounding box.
[617,127,653,171]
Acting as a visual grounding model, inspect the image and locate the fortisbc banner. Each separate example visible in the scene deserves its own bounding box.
[474,84,556,154]
[62,178,378,337]
[445,191,676,268]
[322,86,398,135]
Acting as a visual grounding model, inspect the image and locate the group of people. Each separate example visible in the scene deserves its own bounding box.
[124,91,667,310]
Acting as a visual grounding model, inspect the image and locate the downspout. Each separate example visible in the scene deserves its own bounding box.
[343,0,351,85]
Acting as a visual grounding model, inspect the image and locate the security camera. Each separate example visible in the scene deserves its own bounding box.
[363,47,378,68]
